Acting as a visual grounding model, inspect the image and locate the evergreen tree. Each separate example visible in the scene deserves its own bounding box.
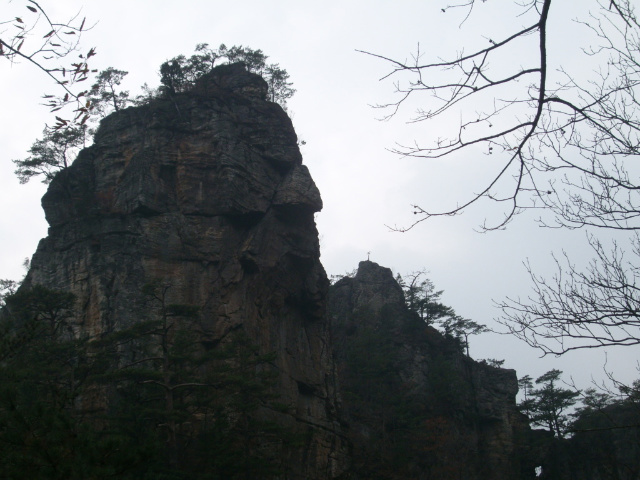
[396,270,455,326]
[524,369,580,438]
[439,315,489,357]
[13,66,130,184]
[0,285,145,479]
[0,282,289,478]
[158,43,295,108]
[517,374,536,418]
[397,270,488,357]
[13,125,87,184]
[87,67,130,116]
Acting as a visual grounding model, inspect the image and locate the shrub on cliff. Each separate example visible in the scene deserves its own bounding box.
[159,43,295,107]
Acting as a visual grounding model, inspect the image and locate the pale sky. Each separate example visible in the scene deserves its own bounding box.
[1,0,637,393]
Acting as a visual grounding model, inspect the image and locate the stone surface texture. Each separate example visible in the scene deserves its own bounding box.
[25,63,347,479]
[328,260,535,479]
[20,62,542,479]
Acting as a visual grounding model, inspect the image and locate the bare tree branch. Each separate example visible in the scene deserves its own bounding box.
[367,0,640,355]
[1,1,97,129]
[497,234,640,354]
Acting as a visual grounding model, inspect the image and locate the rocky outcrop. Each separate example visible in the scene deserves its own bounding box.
[15,61,545,479]
[329,260,535,480]
[24,63,347,479]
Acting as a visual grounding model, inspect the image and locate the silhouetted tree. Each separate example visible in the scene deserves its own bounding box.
[1,2,96,131]
[397,270,455,326]
[159,43,295,108]
[563,384,640,479]
[527,369,580,438]
[87,67,130,116]
[517,374,536,418]
[13,66,130,184]
[13,125,86,183]
[365,0,640,360]
[397,270,488,355]
[440,315,489,357]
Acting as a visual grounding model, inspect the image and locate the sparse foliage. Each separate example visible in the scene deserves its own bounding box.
[13,124,86,183]
[87,67,130,116]
[159,43,295,107]
[498,235,640,354]
[1,2,97,130]
[483,357,505,368]
[368,0,640,357]
[397,270,455,326]
[440,315,489,357]
[517,374,536,417]
[397,270,488,356]
[13,65,129,184]
[519,369,580,438]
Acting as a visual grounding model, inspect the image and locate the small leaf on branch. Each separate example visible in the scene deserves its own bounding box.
[26,6,37,12]
[43,30,55,38]
[17,39,24,51]
[64,31,76,35]
[79,17,85,31]
[15,17,23,23]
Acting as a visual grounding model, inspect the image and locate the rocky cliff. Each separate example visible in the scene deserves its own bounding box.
[329,261,535,479]
[13,62,541,479]
[22,63,347,479]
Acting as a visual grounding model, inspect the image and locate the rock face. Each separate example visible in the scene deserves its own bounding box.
[329,261,535,479]
[24,63,347,479]
[19,62,542,479]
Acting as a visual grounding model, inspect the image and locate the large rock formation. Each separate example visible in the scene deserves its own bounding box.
[14,62,544,479]
[23,63,347,479]
[329,261,535,479]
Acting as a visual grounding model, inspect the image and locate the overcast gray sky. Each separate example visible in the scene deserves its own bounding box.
[1,0,637,392]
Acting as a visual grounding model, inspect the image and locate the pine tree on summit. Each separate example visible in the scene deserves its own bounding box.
[159,43,295,108]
